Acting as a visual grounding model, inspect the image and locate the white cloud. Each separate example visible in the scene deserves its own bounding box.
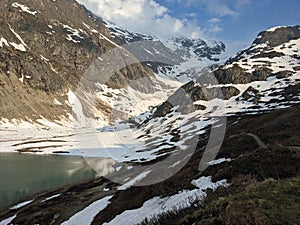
[235,0,252,10]
[207,18,221,24]
[208,25,223,33]
[205,18,223,33]
[77,0,204,39]
[201,0,239,17]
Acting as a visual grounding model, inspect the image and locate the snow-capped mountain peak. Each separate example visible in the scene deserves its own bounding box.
[95,16,226,83]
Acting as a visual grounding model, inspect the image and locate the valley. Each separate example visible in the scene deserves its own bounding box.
[0,0,299,224]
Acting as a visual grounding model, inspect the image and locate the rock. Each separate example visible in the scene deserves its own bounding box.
[253,25,300,47]
[213,65,273,85]
[250,51,285,59]
[214,65,253,84]
[239,86,260,103]
[274,70,294,79]
[221,86,241,100]
[252,67,273,81]
[293,66,300,71]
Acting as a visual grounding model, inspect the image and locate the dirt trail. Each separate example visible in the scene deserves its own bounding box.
[230,132,267,148]
[246,133,267,148]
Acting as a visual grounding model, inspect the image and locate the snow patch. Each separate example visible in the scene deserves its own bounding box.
[41,194,61,203]
[266,26,287,32]
[82,22,98,34]
[10,199,34,210]
[207,158,232,166]
[54,98,63,106]
[40,54,49,62]
[118,171,152,190]
[7,24,28,51]
[61,24,84,43]
[104,177,228,225]
[67,90,85,123]
[0,215,16,225]
[19,74,25,83]
[61,196,113,225]
[12,2,37,15]
[191,176,229,189]
[9,42,26,52]
[99,33,121,48]
[0,37,9,47]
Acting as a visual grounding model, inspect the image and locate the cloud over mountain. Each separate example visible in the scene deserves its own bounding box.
[76,0,203,39]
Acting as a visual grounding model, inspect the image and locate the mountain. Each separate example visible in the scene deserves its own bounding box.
[154,25,300,118]
[0,20,299,225]
[0,0,227,129]
[0,0,165,125]
[98,17,226,82]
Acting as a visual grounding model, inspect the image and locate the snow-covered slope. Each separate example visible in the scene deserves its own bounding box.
[73,25,300,181]
[224,25,300,74]
[99,17,226,83]
[2,25,299,167]
[63,26,300,225]
[0,0,228,158]
[0,0,177,128]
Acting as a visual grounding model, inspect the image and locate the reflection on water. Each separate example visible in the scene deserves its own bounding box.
[85,157,116,177]
[0,153,98,211]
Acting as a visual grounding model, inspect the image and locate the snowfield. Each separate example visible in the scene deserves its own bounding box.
[103,177,228,225]
[61,196,113,225]
[0,71,299,161]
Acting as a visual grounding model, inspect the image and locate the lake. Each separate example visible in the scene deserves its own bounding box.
[0,153,96,211]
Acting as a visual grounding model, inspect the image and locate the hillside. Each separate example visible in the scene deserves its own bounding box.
[0,0,158,123]
[0,22,299,225]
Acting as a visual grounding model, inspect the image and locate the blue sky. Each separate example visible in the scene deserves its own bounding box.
[158,0,300,42]
[78,0,300,53]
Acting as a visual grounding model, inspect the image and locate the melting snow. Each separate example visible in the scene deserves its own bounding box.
[266,26,287,32]
[194,72,300,117]
[10,199,34,210]
[118,171,152,190]
[41,194,61,203]
[99,33,121,48]
[82,22,98,34]
[207,158,232,166]
[40,54,49,62]
[61,196,113,225]
[0,37,9,47]
[95,83,173,119]
[9,42,26,52]
[0,215,16,225]
[7,25,28,51]
[12,2,37,15]
[224,37,299,74]
[61,24,84,43]
[104,177,228,225]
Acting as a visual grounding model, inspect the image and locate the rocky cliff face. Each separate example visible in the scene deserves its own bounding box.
[0,0,155,122]
[226,25,300,66]
[172,37,225,61]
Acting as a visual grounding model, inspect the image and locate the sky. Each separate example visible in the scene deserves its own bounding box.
[78,0,300,52]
